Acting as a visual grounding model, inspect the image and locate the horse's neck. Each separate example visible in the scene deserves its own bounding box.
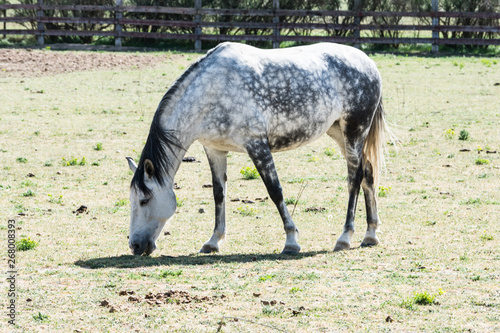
[164,144,188,185]
[152,115,194,186]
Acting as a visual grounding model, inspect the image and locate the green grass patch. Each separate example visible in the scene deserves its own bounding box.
[378,186,391,197]
[240,166,259,180]
[458,129,470,141]
[475,158,490,165]
[159,269,183,278]
[61,157,87,166]
[21,189,36,197]
[259,274,276,282]
[236,206,257,216]
[93,142,103,151]
[16,237,39,251]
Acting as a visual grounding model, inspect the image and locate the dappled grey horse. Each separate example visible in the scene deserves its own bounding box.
[126,42,388,256]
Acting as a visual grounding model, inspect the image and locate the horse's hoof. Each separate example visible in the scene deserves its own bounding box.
[361,236,379,248]
[333,241,350,252]
[199,244,219,253]
[281,244,301,255]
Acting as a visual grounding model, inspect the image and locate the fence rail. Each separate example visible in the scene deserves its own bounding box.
[0,0,499,51]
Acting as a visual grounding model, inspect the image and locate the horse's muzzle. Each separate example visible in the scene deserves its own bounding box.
[130,237,156,256]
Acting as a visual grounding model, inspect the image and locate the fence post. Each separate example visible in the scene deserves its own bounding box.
[37,0,44,46]
[194,0,201,51]
[273,0,280,49]
[2,9,6,38]
[115,0,122,48]
[431,0,439,53]
[353,0,360,48]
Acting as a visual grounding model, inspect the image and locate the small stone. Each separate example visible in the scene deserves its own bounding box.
[118,290,128,296]
[26,298,32,302]
[230,198,240,202]
[198,208,205,214]
[270,300,277,306]
[164,231,171,235]
[261,300,270,305]
[100,300,109,307]
[109,306,118,313]
[182,156,197,162]
[242,200,255,204]
[202,184,213,188]
[253,293,261,297]
[74,205,87,215]
[27,173,35,177]
[386,315,394,323]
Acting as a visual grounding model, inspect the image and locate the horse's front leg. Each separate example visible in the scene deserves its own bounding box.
[199,147,228,253]
[246,139,301,254]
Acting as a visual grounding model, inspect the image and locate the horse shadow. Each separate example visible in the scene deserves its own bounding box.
[74,250,330,269]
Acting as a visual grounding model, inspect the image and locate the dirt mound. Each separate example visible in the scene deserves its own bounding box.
[0,48,170,77]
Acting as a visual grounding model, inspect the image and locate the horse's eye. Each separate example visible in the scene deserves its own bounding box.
[140,199,150,206]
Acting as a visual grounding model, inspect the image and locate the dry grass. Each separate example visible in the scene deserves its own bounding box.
[0,49,499,332]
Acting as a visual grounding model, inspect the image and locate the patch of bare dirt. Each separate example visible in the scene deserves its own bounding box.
[0,48,172,77]
[118,289,227,306]
[305,206,326,213]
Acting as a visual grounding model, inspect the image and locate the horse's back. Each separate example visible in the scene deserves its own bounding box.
[195,42,382,152]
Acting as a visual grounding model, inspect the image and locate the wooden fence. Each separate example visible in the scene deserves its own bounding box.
[0,0,499,52]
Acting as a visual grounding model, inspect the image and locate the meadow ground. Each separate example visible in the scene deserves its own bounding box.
[0,47,499,332]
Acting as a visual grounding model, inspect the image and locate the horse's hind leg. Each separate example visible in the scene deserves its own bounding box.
[200,147,228,253]
[360,161,380,247]
[246,139,300,254]
[333,140,364,251]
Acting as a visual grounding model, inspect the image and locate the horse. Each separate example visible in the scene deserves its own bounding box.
[126,42,388,256]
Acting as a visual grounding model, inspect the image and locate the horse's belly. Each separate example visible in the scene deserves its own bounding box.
[267,116,337,152]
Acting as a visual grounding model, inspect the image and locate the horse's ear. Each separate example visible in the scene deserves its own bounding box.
[126,157,137,173]
[144,159,155,179]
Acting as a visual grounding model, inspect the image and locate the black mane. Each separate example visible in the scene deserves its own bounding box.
[130,119,183,196]
[130,45,224,195]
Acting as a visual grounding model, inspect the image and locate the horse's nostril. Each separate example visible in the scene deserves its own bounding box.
[131,242,140,250]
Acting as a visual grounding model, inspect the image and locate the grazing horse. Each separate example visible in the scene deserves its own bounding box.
[126,42,388,256]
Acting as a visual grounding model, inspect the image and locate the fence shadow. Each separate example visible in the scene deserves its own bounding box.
[74,250,329,269]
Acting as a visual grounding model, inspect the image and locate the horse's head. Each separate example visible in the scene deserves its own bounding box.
[126,157,176,256]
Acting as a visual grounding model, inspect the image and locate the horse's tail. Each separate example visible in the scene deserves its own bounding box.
[363,97,390,189]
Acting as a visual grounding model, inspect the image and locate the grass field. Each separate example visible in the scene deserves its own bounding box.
[1,48,499,332]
